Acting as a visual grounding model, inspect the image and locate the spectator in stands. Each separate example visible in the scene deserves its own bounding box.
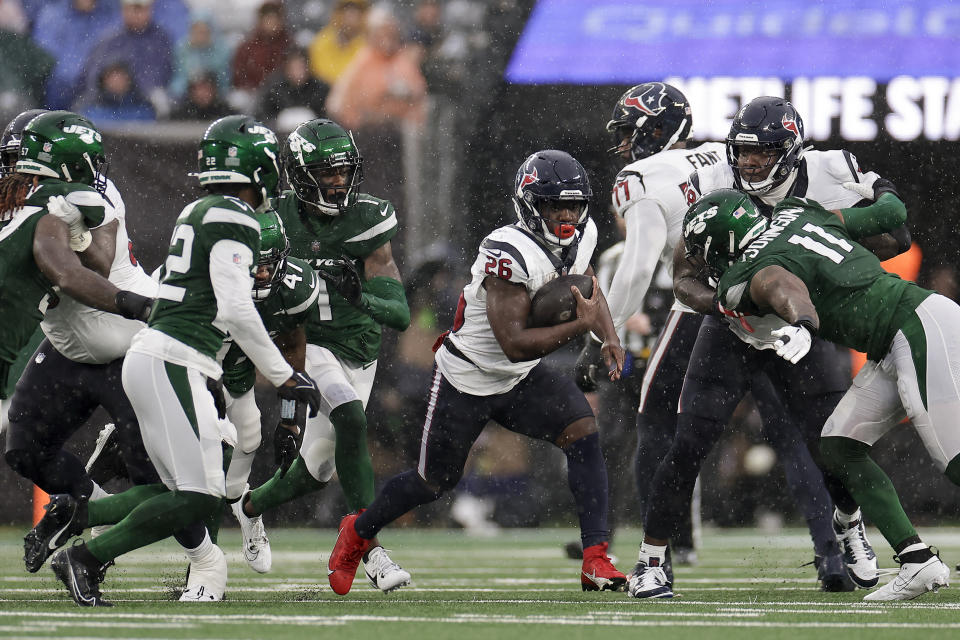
[408,0,442,60]
[326,5,427,131]
[170,71,228,120]
[33,0,120,110]
[0,0,27,33]
[308,0,367,86]
[82,0,174,118]
[231,1,290,92]
[169,11,231,100]
[147,0,189,43]
[256,47,329,124]
[0,20,52,120]
[73,60,156,123]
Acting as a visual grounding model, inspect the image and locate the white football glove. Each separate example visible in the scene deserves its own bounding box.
[841,171,880,201]
[47,194,91,251]
[770,324,812,364]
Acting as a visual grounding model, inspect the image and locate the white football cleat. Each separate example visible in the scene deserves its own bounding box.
[230,491,271,573]
[180,544,227,602]
[626,561,673,599]
[364,546,411,593]
[834,511,879,588]
[863,555,949,601]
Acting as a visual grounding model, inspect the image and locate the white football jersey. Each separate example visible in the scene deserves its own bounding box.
[609,142,726,317]
[436,220,597,396]
[41,178,159,364]
[691,149,873,349]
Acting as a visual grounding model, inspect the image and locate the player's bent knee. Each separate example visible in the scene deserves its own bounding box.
[302,437,336,483]
[555,417,597,449]
[819,436,868,476]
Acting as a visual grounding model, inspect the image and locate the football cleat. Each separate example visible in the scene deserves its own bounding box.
[327,513,371,595]
[50,543,113,607]
[863,554,949,601]
[231,491,271,573]
[814,551,856,592]
[834,512,879,588]
[85,423,128,485]
[180,544,228,602]
[626,560,673,599]
[364,546,411,592]
[580,542,626,592]
[24,494,87,573]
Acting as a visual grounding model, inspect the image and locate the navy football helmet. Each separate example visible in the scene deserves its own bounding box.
[0,109,47,176]
[606,82,692,161]
[513,150,592,247]
[726,97,805,194]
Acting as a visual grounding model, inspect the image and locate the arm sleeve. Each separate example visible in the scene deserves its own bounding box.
[209,239,293,387]
[604,198,669,332]
[359,276,410,331]
[838,193,908,240]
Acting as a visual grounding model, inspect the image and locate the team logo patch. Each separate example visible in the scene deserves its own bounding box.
[624,82,668,116]
[781,113,801,139]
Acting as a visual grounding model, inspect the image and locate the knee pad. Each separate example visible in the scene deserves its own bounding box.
[301,437,336,483]
[5,448,39,481]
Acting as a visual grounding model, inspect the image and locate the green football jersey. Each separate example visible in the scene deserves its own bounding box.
[273,190,398,364]
[151,194,261,359]
[221,256,321,395]
[718,197,931,361]
[0,178,106,369]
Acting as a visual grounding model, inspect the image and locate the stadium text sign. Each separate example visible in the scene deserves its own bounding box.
[666,76,960,142]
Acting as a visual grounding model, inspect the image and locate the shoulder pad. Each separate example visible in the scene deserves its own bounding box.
[342,194,398,256]
[814,149,864,184]
[479,226,532,285]
[611,169,647,217]
[277,256,322,314]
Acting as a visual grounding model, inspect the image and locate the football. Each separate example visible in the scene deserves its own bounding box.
[528,274,594,328]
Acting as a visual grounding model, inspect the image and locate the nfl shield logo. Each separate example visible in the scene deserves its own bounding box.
[311,241,321,253]
[233,253,242,264]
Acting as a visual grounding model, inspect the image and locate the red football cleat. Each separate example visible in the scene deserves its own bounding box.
[327,513,371,595]
[581,541,627,592]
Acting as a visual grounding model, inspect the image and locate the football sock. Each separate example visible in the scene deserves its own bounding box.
[173,520,209,549]
[331,401,376,510]
[247,457,324,516]
[354,470,441,540]
[773,425,837,556]
[87,483,168,526]
[184,530,217,564]
[820,436,917,548]
[201,500,226,545]
[86,490,220,564]
[13,449,94,500]
[639,541,667,565]
[897,540,935,564]
[834,507,862,528]
[563,432,610,549]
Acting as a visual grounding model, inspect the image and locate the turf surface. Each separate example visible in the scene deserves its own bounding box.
[2,525,959,639]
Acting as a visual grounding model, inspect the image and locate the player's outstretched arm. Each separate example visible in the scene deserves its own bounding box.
[605,200,668,332]
[486,276,592,363]
[672,241,719,314]
[748,265,819,328]
[358,241,410,331]
[33,214,123,313]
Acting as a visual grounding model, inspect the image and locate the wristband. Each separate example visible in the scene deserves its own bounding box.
[280,397,297,422]
[793,315,819,335]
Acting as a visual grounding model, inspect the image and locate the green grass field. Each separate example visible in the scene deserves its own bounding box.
[2,525,960,639]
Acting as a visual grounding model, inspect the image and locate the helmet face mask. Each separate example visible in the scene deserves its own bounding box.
[252,209,290,301]
[512,150,592,248]
[15,110,109,193]
[682,188,768,281]
[726,97,805,194]
[606,82,693,162]
[282,119,363,216]
[196,115,280,206]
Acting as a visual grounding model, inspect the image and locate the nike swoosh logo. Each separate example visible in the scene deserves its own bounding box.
[380,204,390,217]
[486,249,501,257]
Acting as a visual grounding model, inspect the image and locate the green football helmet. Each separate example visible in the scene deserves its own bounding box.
[682,188,768,280]
[282,118,363,216]
[252,209,290,301]
[197,115,280,206]
[15,110,108,192]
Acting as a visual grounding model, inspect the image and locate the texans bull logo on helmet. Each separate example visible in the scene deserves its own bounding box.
[518,165,538,192]
[623,82,670,117]
[781,113,801,140]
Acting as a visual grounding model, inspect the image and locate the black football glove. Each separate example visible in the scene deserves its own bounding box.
[872,177,901,201]
[315,257,363,306]
[273,421,301,476]
[115,290,153,322]
[574,336,604,393]
[205,377,226,420]
[277,370,321,418]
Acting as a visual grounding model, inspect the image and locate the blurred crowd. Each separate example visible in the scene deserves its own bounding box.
[0,0,491,135]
